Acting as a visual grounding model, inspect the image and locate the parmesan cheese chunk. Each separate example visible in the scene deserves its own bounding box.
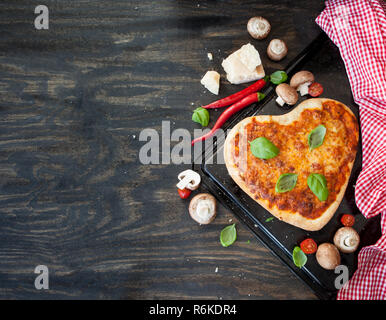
[200,70,220,95]
[222,43,265,85]
[234,43,261,72]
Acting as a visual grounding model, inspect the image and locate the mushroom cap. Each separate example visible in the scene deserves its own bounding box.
[247,16,271,40]
[267,39,288,61]
[275,83,298,105]
[290,71,315,88]
[188,193,216,225]
[334,227,360,253]
[316,243,341,270]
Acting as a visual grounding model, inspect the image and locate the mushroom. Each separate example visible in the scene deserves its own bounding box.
[334,227,360,253]
[316,243,341,270]
[189,193,216,225]
[247,16,271,40]
[290,71,315,96]
[176,169,201,191]
[267,39,288,61]
[275,83,298,107]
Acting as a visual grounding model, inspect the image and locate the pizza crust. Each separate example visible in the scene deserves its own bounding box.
[224,98,358,231]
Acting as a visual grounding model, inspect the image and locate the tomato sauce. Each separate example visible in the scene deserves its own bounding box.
[231,101,358,219]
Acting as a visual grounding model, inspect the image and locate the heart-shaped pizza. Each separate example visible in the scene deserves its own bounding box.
[224,98,359,231]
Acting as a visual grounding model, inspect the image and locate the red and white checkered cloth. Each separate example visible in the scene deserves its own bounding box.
[316,0,386,299]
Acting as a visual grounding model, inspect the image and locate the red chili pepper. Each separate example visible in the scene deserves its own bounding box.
[202,78,267,109]
[191,92,265,145]
[178,188,192,199]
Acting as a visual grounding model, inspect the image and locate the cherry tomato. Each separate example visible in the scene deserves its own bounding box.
[300,238,318,254]
[308,82,324,97]
[178,188,191,199]
[341,214,355,227]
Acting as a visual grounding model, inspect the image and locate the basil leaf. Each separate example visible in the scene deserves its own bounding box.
[275,173,298,193]
[308,124,326,150]
[270,71,288,85]
[220,224,237,247]
[292,246,307,268]
[249,137,279,159]
[307,173,329,201]
[192,107,209,127]
[265,217,274,222]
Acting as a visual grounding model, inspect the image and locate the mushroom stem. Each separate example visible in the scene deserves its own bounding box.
[271,41,284,55]
[177,169,201,190]
[298,82,312,96]
[196,200,214,220]
[343,236,355,248]
[276,96,285,106]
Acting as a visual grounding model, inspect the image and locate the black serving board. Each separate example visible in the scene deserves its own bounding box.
[194,33,381,300]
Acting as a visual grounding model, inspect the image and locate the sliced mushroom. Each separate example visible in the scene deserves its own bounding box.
[176,169,201,191]
[290,71,315,96]
[275,83,298,106]
[247,16,271,40]
[189,193,216,225]
[316,243,341,270]
[267,39,288,61]
[334,227,360,253]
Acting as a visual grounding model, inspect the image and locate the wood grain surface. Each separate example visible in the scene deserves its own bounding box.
[0,0,326,299]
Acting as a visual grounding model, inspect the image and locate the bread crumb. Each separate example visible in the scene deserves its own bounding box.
[207,52,213,60]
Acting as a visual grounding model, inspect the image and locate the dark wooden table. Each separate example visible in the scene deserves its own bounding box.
[0,0,327,299]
